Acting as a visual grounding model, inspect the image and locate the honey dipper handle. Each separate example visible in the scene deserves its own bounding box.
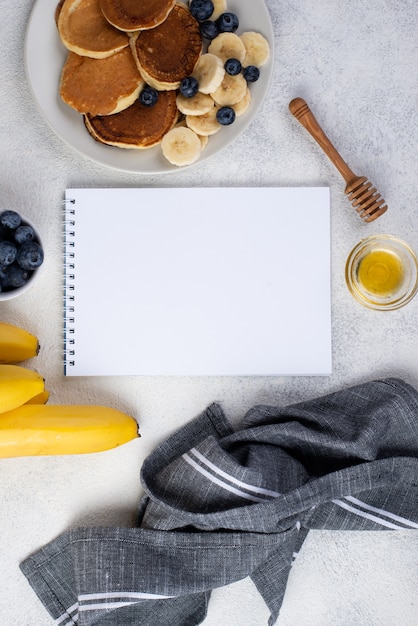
[289,98,356,184]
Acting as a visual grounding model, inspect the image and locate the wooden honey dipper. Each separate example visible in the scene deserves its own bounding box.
[289,98,387,222]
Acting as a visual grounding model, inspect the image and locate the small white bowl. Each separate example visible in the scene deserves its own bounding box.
[345,234,418,311]
[0,214,44,301]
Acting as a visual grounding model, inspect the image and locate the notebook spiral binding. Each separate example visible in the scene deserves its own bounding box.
[63,198,76,371]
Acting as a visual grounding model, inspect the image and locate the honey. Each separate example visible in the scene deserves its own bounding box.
[357,249,404,297]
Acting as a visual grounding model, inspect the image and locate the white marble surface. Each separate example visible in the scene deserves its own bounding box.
[1,0,418,624]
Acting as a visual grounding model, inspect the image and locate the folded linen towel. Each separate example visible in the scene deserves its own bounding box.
[20,378,418,625]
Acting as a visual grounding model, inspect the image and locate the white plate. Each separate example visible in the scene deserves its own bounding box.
[24,0,274,174]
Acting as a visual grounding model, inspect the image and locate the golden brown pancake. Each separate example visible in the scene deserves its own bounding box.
[84,90,178,148]
[60,48,143,115]
[131,3,202,90]
[99,0,176,32]
[58,0,129,59]
[55,0,66,26]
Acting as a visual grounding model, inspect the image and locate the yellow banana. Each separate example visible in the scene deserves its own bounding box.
[0,364,45,413]
[0,404,139,457]
[0,322,40,363]
[25,390,50,405]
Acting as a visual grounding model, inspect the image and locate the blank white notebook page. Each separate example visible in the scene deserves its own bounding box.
[64,187,331,376]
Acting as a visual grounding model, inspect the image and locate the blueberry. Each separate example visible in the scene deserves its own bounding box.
[0,266,8,289]
[200,20,219,40]
[0,210,21,230]
[243,65,260,82]
[139,85,159,107]
[0,241,17,266]
[216,12,239,33]
[14,224,35,245]
[0,225,9,241]
[3,263,30,288]
[16,241,44,270]
[189,0,214,22]
[216,106,236,126]
[224,58,242,76]
[180,76,199,98]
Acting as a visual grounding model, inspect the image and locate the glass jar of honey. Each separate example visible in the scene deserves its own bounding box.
[345,235,418,310]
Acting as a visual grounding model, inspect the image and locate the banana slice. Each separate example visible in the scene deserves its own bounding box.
[161,126,202,166]
[198,133,209,150]
[186,107,221,136]
[210,72,247,106]
[177,91,215,115]
[175,118,209,150]
[192,53,225,94]
[211,0,227,20]
[208,32,246,64]
[233,87,252,117]
[240,31,271,67]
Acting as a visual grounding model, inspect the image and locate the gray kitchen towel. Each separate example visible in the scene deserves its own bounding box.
[20,378,418,626]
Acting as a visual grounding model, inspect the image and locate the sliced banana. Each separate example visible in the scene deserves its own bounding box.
[233,87,252,117]
[210,0,227,20]
[208,32,246,64]
[240,31,271,67]
[177,117,209,150]
[161,126,202,166]
[177,91,215,115]
[210,72,247,106]
[198,133,209,151]
[186,107,221,136]
[192,53,225,94]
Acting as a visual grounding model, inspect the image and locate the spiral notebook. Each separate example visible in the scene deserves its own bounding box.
[63,187,331,376]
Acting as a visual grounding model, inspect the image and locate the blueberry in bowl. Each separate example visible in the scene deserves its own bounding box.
[0,210,45,300]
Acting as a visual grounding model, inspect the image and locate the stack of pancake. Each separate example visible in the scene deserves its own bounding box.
[57,0,202,150]
[56,0,270,165]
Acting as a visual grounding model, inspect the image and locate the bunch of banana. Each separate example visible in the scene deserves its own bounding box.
[0,322,139,457]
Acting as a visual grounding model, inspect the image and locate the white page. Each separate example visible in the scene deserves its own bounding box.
[64,187,331,376]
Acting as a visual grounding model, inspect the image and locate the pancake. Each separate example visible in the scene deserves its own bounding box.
[60,48,143,115]
[57,0,129,59]
[55,0,65,25]
[99,0,176,32]
[84,90,178,148]
[131,3,202,90]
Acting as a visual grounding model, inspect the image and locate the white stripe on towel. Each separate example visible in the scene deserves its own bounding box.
[344,496,418,529]
[79,591,174,602]
[333,499,405,529]
[182,453,268,503]
[55,602,79,625]
[189,447,282,498]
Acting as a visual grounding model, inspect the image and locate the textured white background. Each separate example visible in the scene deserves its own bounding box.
[0,0,417,624]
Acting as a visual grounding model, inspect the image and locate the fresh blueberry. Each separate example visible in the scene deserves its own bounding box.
[189,0,214,22]
[224,58,242,76]
[243,65,260,82]
[0,266,8,291]
[16,241,44,270]
[3,263,30,288]
[200,20,219,40]
[139,85,159,107]
[180,76,199,98]
[216,106,236,126]
[0,210,21,230]
[0,225,9,241]
[14,224,35,245]
[216,12,239,33]
[0,241,17,266]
